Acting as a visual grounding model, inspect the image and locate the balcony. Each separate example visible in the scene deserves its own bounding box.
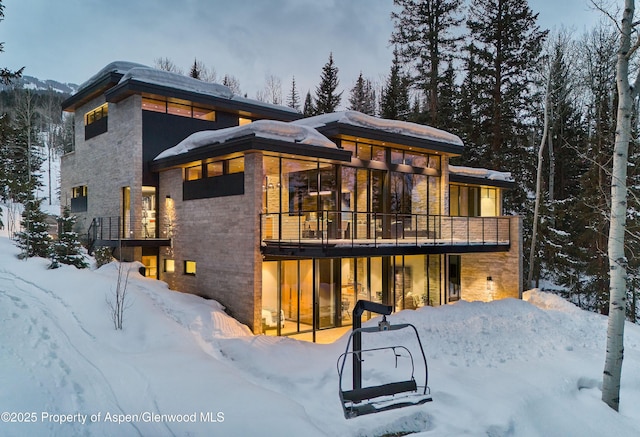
[87,216,171,253]
[260,211,513,258]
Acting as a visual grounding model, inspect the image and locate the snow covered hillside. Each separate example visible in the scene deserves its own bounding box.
[1,220,639,436]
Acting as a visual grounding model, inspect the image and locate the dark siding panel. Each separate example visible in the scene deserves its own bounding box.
[142,111,239,186]
[84,116,108,140]
[70,196,88,212]
[183,173,245,200]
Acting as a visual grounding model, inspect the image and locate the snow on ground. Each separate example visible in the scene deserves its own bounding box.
[1,205,639,436]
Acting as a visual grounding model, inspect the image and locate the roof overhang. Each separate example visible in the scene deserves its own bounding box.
[449,173,516,189]
[151,134,352,172]
[61,71,124,112]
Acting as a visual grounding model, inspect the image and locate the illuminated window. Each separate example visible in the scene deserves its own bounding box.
[84,103,108,125]
[72,186,87,198]
[239,117,252,126]
[227,157,245,174]
[142,98,216,121]
[71,185,88,212]
[356,143,371,160]
[164,259,175,273]
[341,140,356,154]
[193,107,216,121]
[142,98,166,113]
[207,161,223,177]
[184,260,196,275]
[167,102,192,117]
[372,146,386,162]
[186,165,202,181]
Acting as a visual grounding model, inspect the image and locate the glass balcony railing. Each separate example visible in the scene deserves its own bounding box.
[260,211,512,248]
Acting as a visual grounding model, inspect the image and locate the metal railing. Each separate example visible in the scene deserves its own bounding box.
[260,211,512,248]
[88,216,169,242]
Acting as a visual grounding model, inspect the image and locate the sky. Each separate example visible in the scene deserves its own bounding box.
[0,0,605,103]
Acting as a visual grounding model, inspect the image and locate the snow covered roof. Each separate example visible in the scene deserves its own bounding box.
[449,164,514,183]
[154,119,338,161]
[119,67,235,100]
[294,111,464,147]
[116,67,299,114]
[75,61,149,94]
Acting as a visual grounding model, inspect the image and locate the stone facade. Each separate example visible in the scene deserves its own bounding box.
[157,152,263,332]
[459,216,523,301]
[60,94,143,252]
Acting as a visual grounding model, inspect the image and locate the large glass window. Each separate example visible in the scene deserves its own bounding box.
[450,184,498,217]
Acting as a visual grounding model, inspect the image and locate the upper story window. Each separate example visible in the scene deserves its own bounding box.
[142,98,216,121]
[84,104,108,140]
[85,104,108,126]
[341,140,440,170]
[185,157,245,181]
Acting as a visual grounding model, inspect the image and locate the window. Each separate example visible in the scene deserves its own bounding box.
[193,107,216,121]
[84,104,108,125]
[84,104,108,139]
[184,260,196,275]
[142,97,216,121]
[239,117,252,125]
[164,259,175,273]
[207,162,223,177]
[227,157,244,174]
[71,185,88,212]
[186,165,202,181]
[142,98,166,113]
[167,102,192,117]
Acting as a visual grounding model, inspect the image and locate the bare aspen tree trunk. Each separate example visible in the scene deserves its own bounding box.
[602,0,638,412]
[528,74,551,288]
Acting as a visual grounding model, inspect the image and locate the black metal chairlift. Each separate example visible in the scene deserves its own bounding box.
[337,300,432,419]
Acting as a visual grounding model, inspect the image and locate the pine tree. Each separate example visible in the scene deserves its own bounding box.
[303,91,315,117]
[189,59,201,79]
[463,0,547,213]
[50,205,88,269]
[287,76,301,112]
[391,0,464,127]
[437,61,460,132]
[348,73,376,115]
[15,195,50,259]
[380,50,411,120]
[314,53,342,114]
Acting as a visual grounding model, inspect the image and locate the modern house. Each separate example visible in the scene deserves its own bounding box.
[61,62,522,341]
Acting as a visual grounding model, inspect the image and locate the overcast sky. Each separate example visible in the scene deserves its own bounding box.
[0,0,604,103]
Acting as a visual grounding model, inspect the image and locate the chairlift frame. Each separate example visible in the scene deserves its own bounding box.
[337,300,432,419]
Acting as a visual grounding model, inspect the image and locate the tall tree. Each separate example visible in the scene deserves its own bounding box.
[348,72,376,115]
[314,53,342,114]
[380,50,411,120]
[602,0,640,412]
[391,0,464,127]
[287,76,301,112]
[463,0,547,213]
